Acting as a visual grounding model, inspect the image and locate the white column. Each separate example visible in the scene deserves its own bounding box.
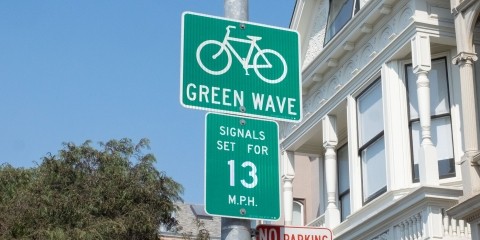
[347,96,362,213]
[322,115,340,228]
[424,206,444,238]
[453,53,479,158]
[381,61,411,190]
[411,33,439,185]
[453,52,480,197]
[282,151,295,226]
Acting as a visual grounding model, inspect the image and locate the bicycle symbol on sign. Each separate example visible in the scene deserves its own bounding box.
[196,25,288,84]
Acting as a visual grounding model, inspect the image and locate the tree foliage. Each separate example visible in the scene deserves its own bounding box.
[0,138,183,239]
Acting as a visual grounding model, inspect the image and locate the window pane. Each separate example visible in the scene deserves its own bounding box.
[340,192,351,221]
[428,58,450,115]
[429,59,450,115]
[412,163,419,182]
[439,159,455,178]
[411,121,421,165]
[432,117,455,178]
[358,81,384,145]
[406,65,419,119]
[407,58,450,120]
[410,116,455,179]
[411,121,421,181]
[412,159,455,180]
[292,201,303,226]
[361,137,386,200]
[338,145,349,193]
[432,117,454,161]
[325,0,355,43]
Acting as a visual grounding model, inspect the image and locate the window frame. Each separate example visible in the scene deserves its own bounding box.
[324,0,360,45]
[356,78,387,204]
[337,143,350,221]
[292,199,305,226]
[404,57,456,182]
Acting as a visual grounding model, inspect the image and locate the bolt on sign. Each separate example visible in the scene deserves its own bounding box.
[256,225,333,240]
[205,113,280,220]
[180,12,302,122]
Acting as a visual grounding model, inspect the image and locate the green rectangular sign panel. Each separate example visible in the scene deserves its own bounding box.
[181,12,302,122]
[205,113,280,220]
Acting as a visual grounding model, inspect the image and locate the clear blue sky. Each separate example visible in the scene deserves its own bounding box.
[0,0,295,204]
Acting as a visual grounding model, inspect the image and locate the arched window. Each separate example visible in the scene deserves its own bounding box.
[292,200,304,226]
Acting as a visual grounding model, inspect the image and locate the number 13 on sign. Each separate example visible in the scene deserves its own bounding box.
[228,160,258,188]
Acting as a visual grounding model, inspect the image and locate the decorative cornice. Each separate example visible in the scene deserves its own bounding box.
[282,0,456,148]
[301,0,390,81]
[280,2,416,144]
[379,5,392,15]
[371,231,389,240]
[327,58,338,67]
[472,152,480,165]
[361,23,373,33]
[313,73,323,82]
[446,193,480,220]
[343,41,355,51]
[465,209,480,222]
[452,52,478,65]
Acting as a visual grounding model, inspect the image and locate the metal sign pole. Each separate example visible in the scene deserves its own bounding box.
[221,0,252,240]
[225,0,248,21]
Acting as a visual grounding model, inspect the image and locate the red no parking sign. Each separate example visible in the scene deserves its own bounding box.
[256,225,333,240]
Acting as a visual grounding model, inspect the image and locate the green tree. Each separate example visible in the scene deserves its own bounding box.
[0,138,183,239]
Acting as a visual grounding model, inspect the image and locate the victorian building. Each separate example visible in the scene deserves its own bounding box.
[271,0,480,239]
[160,203,221,239]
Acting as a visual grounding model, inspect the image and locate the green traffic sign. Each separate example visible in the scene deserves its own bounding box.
[181,12,302,122]
[205,113,280,220]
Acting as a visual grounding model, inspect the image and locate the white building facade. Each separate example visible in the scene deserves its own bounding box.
[275,0,480,239]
